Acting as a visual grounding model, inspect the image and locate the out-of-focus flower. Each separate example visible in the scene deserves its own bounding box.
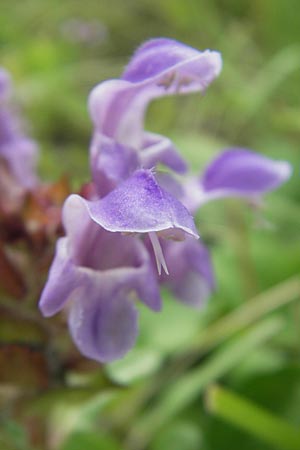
[39,38,292,363]
[0,68,38,189]
[60,18,108,45]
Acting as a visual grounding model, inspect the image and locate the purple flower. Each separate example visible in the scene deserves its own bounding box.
[39,38,292,363]
[0,68,38,188]
[88,38,222,195]
[39,194,161,362]
[39,168,199,361]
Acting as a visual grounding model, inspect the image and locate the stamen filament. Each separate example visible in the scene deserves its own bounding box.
[149,232,169,276]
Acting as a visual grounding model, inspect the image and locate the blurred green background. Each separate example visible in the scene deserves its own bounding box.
[1,0,300,449]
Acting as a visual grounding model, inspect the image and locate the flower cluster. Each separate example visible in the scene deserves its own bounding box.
[39,38,291,363]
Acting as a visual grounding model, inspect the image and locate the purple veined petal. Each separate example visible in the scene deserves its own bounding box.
[69,283,139,363]
[66,170,198,276]
[183,149,292,212]
[159,237,215,308]
[62,194,162,311]
[82,169,198,238]
[90,132,139,197]
[122,38,222,89]
[88,168,199,275]
[39,237,84,317]
[89,39,222,147]
[201,149,292,198]
[140,132,188,174]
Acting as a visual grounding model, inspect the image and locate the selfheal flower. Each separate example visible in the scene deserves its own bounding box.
[39,167,200,361]
[39,194,161,362]
[0,68,38,188]
[88,38,222,196]
[39,37,292,365]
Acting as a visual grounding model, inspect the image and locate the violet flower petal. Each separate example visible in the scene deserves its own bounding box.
[141,132,188,174]
[39,190,163,362]
[159,237,215,307]
[39,237,83,317]
[69,284,138,363]
[90,132,139,197]
[202,148,292,197]
[65,194,162,311]
[81,169,198,237]
[184,149,292,211]
[122,38,222,88]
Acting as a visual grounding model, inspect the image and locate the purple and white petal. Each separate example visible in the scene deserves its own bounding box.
[81,169,198,238]
[122,38,222,90]
[69,283,139,363]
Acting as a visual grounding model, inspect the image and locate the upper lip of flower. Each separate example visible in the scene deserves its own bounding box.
[80,169,198,238]
[88,40,222,149]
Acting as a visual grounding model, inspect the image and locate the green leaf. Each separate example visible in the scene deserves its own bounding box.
[128,317,284,447]
[151,421,202,450]
[206,384,300,450]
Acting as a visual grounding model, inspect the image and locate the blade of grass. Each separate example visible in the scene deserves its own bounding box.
[206,384,300,450]
[190,275,300,354]
[110,277,300,433]
[127,316,285,449]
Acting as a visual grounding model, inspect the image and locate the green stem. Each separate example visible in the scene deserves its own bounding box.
[227,202,259,299]
[206,384,300,450]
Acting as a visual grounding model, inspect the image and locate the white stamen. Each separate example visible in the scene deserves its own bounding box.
[149,232,169,276]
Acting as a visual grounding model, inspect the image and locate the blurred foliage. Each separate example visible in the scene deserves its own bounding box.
[1,0,300,449]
